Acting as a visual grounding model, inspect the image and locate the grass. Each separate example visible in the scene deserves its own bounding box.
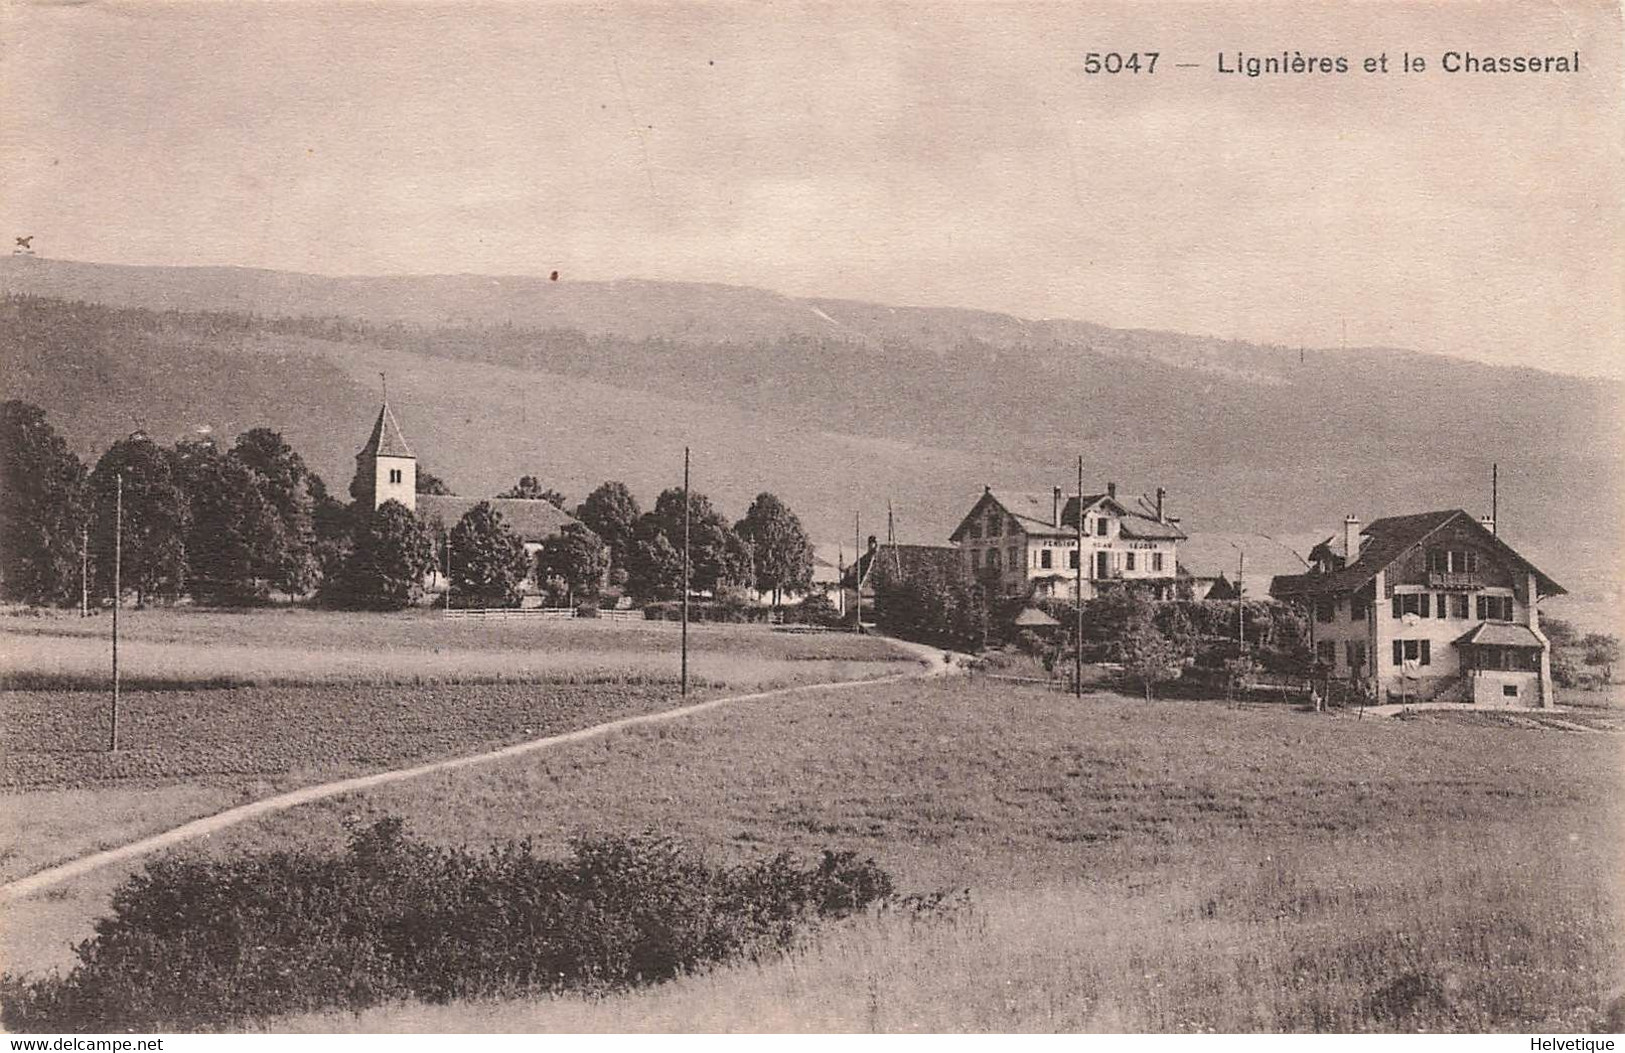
[101,676,1625,1032]
[6,667,1621,1030]
[0,609,916,886]
[0,607,907,690]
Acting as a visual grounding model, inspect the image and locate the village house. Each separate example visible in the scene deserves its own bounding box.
[947,483,1186,600]
[1270,510,1565,707]
[354,400,593,596]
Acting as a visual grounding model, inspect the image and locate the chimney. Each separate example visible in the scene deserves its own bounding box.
[1155,487,1166,523]
[1107,481,1117,501]
[1479,514,1495,536]
[1343,515,1360,563]
[1053,486,1062,527]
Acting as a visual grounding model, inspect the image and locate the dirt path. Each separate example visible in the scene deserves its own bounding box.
[1,638,956,904]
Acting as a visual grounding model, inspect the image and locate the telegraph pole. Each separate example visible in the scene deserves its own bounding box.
[681,446,690,696]
[80,523,88,618]
[110,474,122,753]
[1074,456,1084,697]
[1236,550,1246,650]
[443,528,451,612]
[853,511,862,633]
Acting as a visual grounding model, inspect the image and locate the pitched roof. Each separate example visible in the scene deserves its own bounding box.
[416,494,591,545]
[1012,605,1061,627]
[949,489,1187,542]
[1270,510,1564,600]
[1457,622,1545,649]
[847,542,963,588]
[358,402,415,460]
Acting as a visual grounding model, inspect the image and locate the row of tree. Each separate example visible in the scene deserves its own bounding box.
[0,400,817,612]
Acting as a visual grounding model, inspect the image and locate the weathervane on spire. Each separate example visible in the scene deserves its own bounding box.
[380,372,387,403]
[12,235,34,257]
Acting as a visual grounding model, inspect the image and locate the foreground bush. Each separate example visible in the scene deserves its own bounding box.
[1,820,896,1032]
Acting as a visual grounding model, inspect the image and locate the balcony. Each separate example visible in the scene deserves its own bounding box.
[1427,572,1483,590]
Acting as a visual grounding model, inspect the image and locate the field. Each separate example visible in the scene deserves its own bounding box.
[0,608,915,887]
[4,610,1622,1031]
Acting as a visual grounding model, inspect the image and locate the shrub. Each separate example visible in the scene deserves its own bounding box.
[1,820,899,1032]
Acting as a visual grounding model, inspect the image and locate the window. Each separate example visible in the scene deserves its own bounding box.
[1391,593,1430,618]
[1476,595,1513,621]
[1068,550,1079,570]
[1096,552,1110,578]
[1392,639,1431,666]
[1152,552,1164,573]
[1427,549,1447,574]
[1452,593,1469,619]
[1096,517,1109,537]
[1351,596,1368,621]
[1435,594,1447,619]
[1346,642,1367,670]
[1007,546,1018,572]
[987,548,1000,571]
[1125,553,1136,572]
[1316,641,1337,667]
[1040,549,1053,570]
[967,521,981,540]
[389,468,403,485]
[1451,550,1478,573]
[968,550,979,570]
[1315,600,1336,623]
[987,514,1002,538]
[1503,683,1520,698]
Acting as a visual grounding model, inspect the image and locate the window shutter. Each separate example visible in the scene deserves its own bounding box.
[1419,594,1430,617]
[1420,640,1431,666]
[1392,595,1402,618]
[1393,640,1404,666]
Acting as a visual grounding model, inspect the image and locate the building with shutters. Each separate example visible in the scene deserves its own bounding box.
[1270,510,1565,707]
[947,483,1186,600]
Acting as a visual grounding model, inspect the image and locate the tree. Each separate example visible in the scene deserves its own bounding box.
[446,501,530,608]
[576,481,641,572]
[415,467,452,496]
[172,439,286,605]
[499,475,567,508]
[88,434,190,605]
[535,523,608,606]
[0,400,86,606]
[324,500,433,610]
[1581,632,1620,682]
[1121,615,1182,701]
[648,488,751,594]
[625,516,685,602]
[735,492,813,606]
[230,428,319,594]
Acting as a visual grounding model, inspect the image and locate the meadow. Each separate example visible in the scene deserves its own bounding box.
[4,610,1621,1031]
[95,677,1625,1032]
[0,607,914,886]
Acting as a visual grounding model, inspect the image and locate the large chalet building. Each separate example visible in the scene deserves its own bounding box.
[948,483,1186,600]
[1270,510,1565,707]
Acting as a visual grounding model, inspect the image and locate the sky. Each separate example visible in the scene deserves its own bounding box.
[2,0,1622,379]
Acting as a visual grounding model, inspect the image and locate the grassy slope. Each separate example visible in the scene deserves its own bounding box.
[202,677,1625,1033]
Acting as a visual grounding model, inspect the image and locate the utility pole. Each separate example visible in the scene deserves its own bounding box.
[110,474,122,753]
[1491,462,1498,535]
[443,528,451,612]
[80,523,88,618]
[1074,455,1083,698]
[853,511,862,633]
[1236,549,1246,651]
[681,446,690,696]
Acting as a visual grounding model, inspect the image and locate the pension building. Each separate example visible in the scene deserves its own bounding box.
[948,484,1186,601]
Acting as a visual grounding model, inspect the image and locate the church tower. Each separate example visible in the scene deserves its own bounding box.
[355,400,417,511]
